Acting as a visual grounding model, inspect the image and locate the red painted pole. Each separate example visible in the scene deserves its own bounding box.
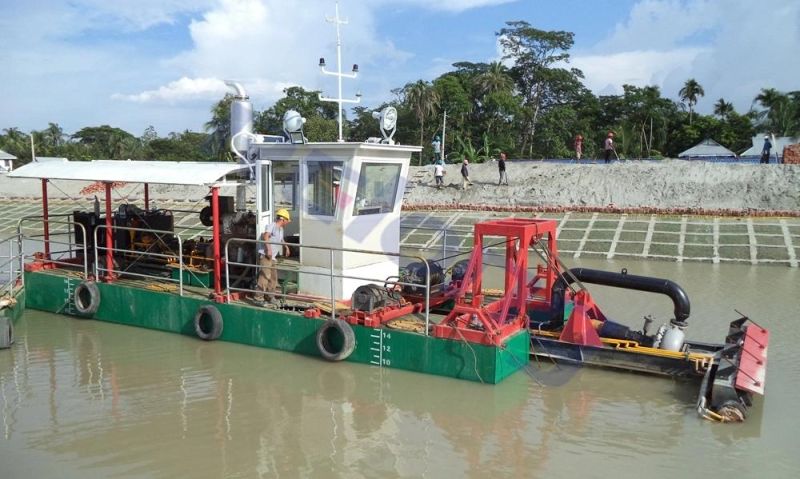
[211,186,222,295]
[105,182,114,280]
[41,179,50,259]
[144,183,150,210]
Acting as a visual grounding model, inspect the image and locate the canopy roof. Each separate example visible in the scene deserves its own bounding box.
[678,138,736,158]
[740,134,799,157]
[8,159,249,186]
[0,149,16,160]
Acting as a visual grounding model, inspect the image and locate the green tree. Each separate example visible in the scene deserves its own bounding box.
[402,80,440,163]
[679,78,705,125]
[149,131,213,162]
[204,94,233,161]
[752,88,800,136]
[713,98,734,120]
[498,21,584,157]
[71,125,138,159]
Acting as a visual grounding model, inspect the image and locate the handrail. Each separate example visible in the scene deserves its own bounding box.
[16,216,88,278]
[224,237,432,333]
[93,224,185,296]
[0,233,23,296]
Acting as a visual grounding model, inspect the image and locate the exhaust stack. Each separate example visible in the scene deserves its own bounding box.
[225,81,254,155]
[225,81,254,212]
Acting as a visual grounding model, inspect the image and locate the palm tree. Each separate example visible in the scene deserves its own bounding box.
[41,122,65,149]
[713,98,734,120]
[403,80,440,159]
[204,94,234,161]
[476,61,513,97]
[752,88,800,136]
[679,78,705,125]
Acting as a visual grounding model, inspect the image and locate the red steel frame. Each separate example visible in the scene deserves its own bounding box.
[433,218,559,345]
[104,182,116,281]
[210,186,223,300]
[41,179,51,259]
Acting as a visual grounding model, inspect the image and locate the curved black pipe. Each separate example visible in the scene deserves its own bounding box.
[554,268,691,323]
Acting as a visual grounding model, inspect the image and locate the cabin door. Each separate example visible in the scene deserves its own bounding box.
[255,159,272,239]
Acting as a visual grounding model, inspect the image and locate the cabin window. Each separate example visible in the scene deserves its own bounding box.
[274,166,298,210]
[306,161,342,216]
[352,163,401,216]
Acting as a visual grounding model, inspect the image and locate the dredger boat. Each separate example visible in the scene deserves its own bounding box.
[0,9,768,421]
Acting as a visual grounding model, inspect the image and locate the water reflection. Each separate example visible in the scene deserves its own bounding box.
[0,257,799,477]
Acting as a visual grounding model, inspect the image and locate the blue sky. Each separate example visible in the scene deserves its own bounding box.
[1,0,798,137]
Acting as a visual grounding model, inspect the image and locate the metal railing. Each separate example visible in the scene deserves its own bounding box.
[224,237,433,333]
[93,225,186,296]
[0,233,23,296]
[17,215,89,278]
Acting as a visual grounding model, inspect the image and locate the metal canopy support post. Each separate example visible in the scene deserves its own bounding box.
[144,183,150,210]
[104,182,115,281]
[211,186,222,297]
[41,178,50,259]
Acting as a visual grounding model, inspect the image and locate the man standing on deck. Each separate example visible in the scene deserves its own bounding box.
[761,135,772,164]
[255,209,291,305]
[498,152,508,185]
[603,132,615,163]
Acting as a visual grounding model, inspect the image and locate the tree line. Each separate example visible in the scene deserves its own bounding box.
[2,21,799,166]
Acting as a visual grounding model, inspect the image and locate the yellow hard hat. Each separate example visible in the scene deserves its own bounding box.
[276,208,291,221]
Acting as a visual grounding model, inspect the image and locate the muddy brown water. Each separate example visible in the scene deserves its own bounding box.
[1,257,798,478]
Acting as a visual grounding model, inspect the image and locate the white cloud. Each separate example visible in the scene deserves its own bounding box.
[575,0,800,112]
[572,48,706,95]
[112,77,229,103]
[399,0,516,12]
[116,0,419,107]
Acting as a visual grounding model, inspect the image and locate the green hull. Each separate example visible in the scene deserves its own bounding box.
[24,271,528,384]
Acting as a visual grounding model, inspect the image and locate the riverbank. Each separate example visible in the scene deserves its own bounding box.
[405,160,800,216]
[2,160,799,216]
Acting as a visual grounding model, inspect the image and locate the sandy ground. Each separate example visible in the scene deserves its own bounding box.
[1,160,798,213]
[406,160,800,213]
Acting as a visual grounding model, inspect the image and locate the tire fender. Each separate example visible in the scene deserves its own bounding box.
[194,305,223,341]
[316,319,356,362]
[74,281,101,316]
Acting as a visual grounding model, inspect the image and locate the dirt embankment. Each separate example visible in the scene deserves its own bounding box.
[404,160,800,216]
[2,160,798,216]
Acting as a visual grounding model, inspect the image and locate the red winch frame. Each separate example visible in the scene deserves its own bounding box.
[432,218,559,346]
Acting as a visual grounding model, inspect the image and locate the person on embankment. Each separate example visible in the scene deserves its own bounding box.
[461,158,473,190]
[574,134,583,162]
[603,132,615,164]
[498,152,508,185]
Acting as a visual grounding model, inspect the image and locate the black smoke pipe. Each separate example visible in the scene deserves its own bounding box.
[552,268,691,324]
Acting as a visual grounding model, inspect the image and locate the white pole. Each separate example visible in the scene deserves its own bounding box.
[441,110,447,162]
[30,132,36,163]
[335,2,343,142]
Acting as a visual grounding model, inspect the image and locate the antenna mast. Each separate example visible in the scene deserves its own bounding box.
[318,1,361,142]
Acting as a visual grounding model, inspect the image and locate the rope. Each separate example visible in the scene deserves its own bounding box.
[500,342,543,386]
[46,181,84,205]
[454,327,484,384]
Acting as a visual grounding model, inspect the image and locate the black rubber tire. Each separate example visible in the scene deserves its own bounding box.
[74,281,101,316]
[316,319,355,362]
[716,400,747,422]
[0,318,13,349]
[194,305,223,341]
[199,206,213,227]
